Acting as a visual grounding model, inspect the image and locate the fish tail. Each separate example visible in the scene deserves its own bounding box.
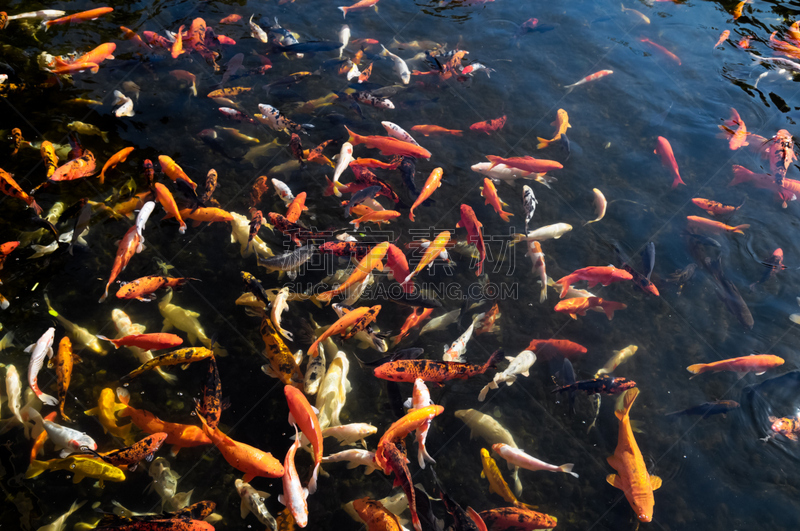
[115,387,131,406]
[101,132,109,143]
[25,460,49,478]
[308,463,320,494]
[539,285,547,303]
[729,165,754,187]
[733,224,750,234]
[536,137,550,149]
[686,363,706,375]
[559,463,579,478]
[96,335,119,349]
[155,366,179,384]
[338,6,347,18]
[344,125,357,145]
[615,387,639,420]
[672,174,686,188]
[408,208,416,222]
[500,211,513,222]
[30,200,43,216]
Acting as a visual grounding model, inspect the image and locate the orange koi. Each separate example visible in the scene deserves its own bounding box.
[285,386,323,493]
[536,109,570,149]
[158,155,198,190]
[350,157,402,170]
[48,62,99,75]
[353,498,402,531]
[457,205,486,276]
[220,14,242,24]
[732,0,750,20]
[729,164,796,206]
[0,168,42,214]
[526,339,587,360]
[373,350,504,384]
[154,183,187,234]
[66,42,116,67]
[97,333,183,351]
[339,0,380,18]
[345,126,431,159]
[358,62,373,83]
[392,307,434,345]
[50,150,97,181]
[386,244,412,293]
[286,192,308,223]
[486,155,562,174]
[409,168,443,221]
[171,25,185,58]
[607,388,662,522]
[470,116,506,135]
[116,388,212,455]
[714,29,730,49]
[654,136,685,188]
[403,231,451,285]
[640,37,681,65]
[479,507,557,530]
[687,354,784,377]
[686,215,749,235]
[555,266,633,298]
[554,297,627,320]
[99,225,142,302]
[44,7,114,30]
[99,146,134,184]
[317,242,389,303]
[738,36,751,49]
[722,108,748,150]
[308,306,373,356]
[51,337,75,421]
[197,405,284,481]
[480,178,513,222]
[411,125,463,136]
[769,31,800,59]
[375,405,444,473]
[120,26,148,48]
[351,210,400,228]
[178,207,233,225]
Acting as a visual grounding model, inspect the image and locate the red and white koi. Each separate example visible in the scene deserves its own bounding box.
[443,324,474,363]
[493,443,578,478]
[280,425,309,527]
[564,69,613,92]
[401,379,437,469]
[526,241,547,303]
[25,328,58,406]
[272,178,295,205]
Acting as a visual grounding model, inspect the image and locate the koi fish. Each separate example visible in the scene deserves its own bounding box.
[0,168,42,214]
[26,456,125,486]
[194,355,224,431]
[317,242,389,302]
[49,336,75,421]
[339,0,380,17]
[286,192,308,222]
[41,141,59,179]
[381,441,421,531]
[654,136,685,188]
[116,275,196,301]
[375,404,444,473]
[554,296,627,320]
[381,122,420,146]
[480,448,532,509]
[28,408,97,457]
[640,37,681,65]
[691,198,743,216]
[236,479,278,529]
[481,178,513,221]
[258,104,313,134]
[353,498,402,531]
[457,205,486,276]
[552,375,636,396]
[285,385,323,494]
[479,507,558,531]
[97,333,183,351]
[686,354,784,377]
[308,306,378,356]
[25,328,57,406]
[564,69,613,92]
[555,266,633,298]
[762,413,800,441]
[345,127,431,159]
[98,147,134,184]
[728,164,796,206]
[526,339,587,360]
[686,216,749,235]
[411,125,463,136]
[43,7,114,30]
[403,231,452,285]
[86,432,168,468]
[196,404,284,482]
[478,350,536,402]
[470,116,506,134]
[119,347,213,382]
[666,400,740,418]
[259,315,304,388]
[493,443,578,478]
[715,31,730,50]
[595,345,638,376]
[402,378,436,468]
[409,168,443,221]
[374,349,504,383]
[50,151,97,182]
[536,109,571,149]
[258,245,316,280]
[486,155,562,174]
[721,108,749,150]
[279,425,309,527]
[607,388,662,522]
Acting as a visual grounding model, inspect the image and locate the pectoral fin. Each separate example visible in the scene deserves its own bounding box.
[240,499,249,519]
[649,474,662,490]
[606,474,624,490]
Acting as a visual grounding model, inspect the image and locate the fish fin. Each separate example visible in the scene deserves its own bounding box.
[606,473,624,490]
[536,137,549,149]
[242,473,255,483]
[733,224,750,234]
[84,407,99,417]
[649,474,662,490]
[239,498,249,519]
[559,463,578,478]
[615,387,639,420]
[686,364,704,375]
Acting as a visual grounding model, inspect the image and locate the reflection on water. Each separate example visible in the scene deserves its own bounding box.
[2,0,800,529]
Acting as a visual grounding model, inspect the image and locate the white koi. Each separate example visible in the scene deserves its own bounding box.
[380,45,410,84]
[271,287,293,341]
[272,178,295,205]
[584,188,607,225]
[339,25,350,59]
[492,443,578,478]
[25,328,57,406]
[235,479,277,529]
[478,350,536,402]
[321,449,380,475]
[331,143,354,198]
[321,423,377,447]
[525,241,547,303]
[471,162,556,188]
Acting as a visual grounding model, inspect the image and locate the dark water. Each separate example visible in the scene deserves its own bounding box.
[2,0,800,529]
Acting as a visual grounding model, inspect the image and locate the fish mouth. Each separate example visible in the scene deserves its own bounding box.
[638,514,652,523]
